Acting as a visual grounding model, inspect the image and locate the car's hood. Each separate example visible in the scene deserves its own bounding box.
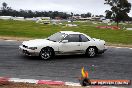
[22,39,53,47]
[93,38,105,43]
[93,38,101,41]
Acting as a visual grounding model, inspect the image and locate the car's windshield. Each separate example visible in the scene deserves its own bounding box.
[47,32,65,42]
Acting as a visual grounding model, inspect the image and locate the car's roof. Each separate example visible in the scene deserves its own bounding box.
[60,31,82,34]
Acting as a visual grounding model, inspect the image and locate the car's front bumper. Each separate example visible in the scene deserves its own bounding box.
[19,46,39,56]
[98,46,107,54]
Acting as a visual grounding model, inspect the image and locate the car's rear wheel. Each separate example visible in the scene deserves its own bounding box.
[86,47,97,57]
[39,47,54,60]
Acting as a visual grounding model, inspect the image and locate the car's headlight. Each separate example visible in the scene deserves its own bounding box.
[28,47,37,50]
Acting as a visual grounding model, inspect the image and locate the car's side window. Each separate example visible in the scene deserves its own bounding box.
[64,34,80,42]
[80,34,89,42]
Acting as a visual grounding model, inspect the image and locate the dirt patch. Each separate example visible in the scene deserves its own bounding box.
[0,82,85,88]
[106,43,132,48]
[0,82,127,88]
[0,36,33,41]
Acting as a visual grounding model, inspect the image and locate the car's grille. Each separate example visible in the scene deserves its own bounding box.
[23,45,28,48]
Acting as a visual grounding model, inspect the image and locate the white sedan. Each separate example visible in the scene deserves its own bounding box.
[19,31,107,60]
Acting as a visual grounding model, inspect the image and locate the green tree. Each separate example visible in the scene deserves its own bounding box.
[104,0,131,26]
[81,12,91,18]
[2,2,7,10]
[105,10,112,19]
[1,2,13,16]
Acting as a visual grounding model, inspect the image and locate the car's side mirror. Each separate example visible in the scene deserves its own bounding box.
[61,40,68,43]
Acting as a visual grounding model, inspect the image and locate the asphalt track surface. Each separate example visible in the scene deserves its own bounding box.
[0,40,132,84]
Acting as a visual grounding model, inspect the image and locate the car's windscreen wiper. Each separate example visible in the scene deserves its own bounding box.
[51,40,56,42]
[47,39,56,42]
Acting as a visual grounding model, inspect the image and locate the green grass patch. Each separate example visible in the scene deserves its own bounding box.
[0,19,132,44]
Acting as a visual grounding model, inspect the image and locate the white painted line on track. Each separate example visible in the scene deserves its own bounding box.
[9,78,38,84]
[65,82,81,86]
[115,47,122,48]
[108,46,132,49]
[5,40,17,42]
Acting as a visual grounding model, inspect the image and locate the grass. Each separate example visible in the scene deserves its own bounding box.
[0,19,132,45]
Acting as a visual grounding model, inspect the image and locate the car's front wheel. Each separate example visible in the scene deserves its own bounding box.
[86,47,97,57]
[39,47,54,60]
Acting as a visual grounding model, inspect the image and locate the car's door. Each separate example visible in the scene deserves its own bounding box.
[59,34,82,54]
[79,34,92,51]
